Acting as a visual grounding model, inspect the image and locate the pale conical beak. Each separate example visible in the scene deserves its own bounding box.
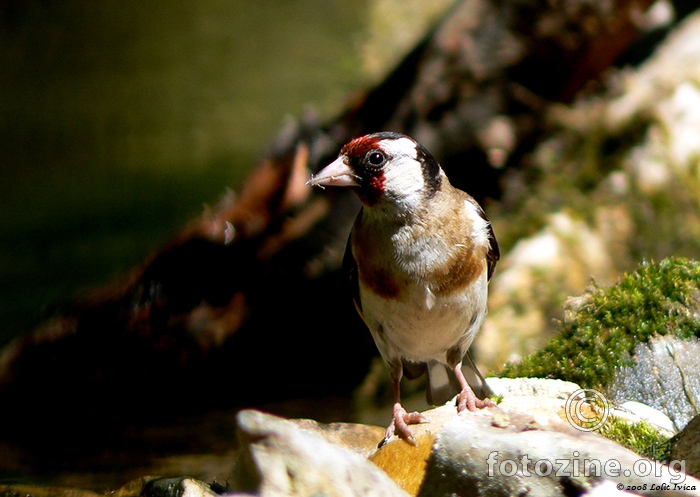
[306,157,360,188]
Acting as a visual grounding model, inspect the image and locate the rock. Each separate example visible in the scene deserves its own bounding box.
[418,406,700,497]
[232,409,409,497]
[367,381,599,495]
[617,401,676,435]
[671,413,700,479]
[369,433,434,495]
[289,417,385,459]
[612,335,700,431]
[583,480,639,496]
[138,477,221,497]
[110,477,233,497]
[487,377,581,398]
[369,378,700,496]
[111,477,161,497]
[369,402,471,494]
[487,377,582,416]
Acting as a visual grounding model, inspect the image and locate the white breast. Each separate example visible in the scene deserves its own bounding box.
[360,270,488,364]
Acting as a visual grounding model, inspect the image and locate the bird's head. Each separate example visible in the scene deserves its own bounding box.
[307,132,443,209]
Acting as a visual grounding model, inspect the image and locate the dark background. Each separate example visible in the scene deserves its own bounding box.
[0,0,378,346]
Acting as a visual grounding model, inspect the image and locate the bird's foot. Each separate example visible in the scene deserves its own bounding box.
[456,386,496,413]
[380,403,428,447]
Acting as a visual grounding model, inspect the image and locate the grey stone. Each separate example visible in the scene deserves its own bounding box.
[140,477,220,497]
[417,405,700,497]
[232,409,409,497]
[289,417,385,459]
[612,336,700,431]
[618,401,676,435]
[487,377,582,416]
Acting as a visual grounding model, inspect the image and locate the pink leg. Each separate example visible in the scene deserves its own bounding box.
[453,362,495,412]
[381,367,427,446]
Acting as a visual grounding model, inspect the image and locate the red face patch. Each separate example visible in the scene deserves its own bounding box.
[341,135,383,158]
[341,135,388,206]
[368,175,385,193]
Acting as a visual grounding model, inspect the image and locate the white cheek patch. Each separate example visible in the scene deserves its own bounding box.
[383,156,425,200]
[378,139,425,203]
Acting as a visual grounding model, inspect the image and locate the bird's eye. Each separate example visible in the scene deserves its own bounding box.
[367,151,385,166]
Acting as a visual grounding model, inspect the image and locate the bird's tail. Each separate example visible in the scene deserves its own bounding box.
[426,350,494,406]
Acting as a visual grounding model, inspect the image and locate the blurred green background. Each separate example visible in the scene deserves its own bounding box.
[0,0,383,345]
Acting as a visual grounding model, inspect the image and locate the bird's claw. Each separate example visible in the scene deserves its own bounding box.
[379,405,428,447]
[456,387,496,413]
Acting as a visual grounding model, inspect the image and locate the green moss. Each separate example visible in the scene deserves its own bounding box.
[500,257,700,391]
[596,416,671,460]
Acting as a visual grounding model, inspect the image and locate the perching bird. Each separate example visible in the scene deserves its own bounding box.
[307,132,499,445]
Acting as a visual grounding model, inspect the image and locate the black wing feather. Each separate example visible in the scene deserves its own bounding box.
[486,219,500,281]
[342,228,363,317]
[470,199,500,281]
